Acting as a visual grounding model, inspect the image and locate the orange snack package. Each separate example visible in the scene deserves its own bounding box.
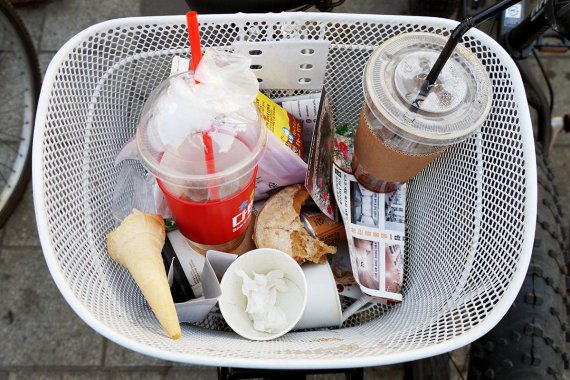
[255,92,304,158]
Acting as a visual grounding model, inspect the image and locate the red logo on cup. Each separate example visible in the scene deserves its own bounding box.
[158,168,258,246]
[232,190,254,233]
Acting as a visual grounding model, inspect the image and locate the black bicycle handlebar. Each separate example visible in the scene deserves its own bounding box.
[506,0,570,55]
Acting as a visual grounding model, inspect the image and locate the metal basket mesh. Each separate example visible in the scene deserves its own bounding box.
[33,13,534,367]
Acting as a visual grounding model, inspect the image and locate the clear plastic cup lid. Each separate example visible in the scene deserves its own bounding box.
[364,32,493,146]
[136,71,266,187]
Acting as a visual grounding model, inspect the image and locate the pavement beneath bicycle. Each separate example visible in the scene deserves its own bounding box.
[2,0,568,379]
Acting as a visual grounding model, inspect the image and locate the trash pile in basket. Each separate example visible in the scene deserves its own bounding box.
[106,11,492,340]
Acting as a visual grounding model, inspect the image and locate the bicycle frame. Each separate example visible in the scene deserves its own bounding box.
[499,0,570,155]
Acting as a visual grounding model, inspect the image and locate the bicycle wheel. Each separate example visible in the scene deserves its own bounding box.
[467,145,569,379]
[0,0,40,227]
[405,145,569,379]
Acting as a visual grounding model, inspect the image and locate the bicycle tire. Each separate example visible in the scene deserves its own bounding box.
[0,0,40,227]
[467,144,569,379]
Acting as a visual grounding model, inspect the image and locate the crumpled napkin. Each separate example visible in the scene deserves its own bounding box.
[236,269,289,333]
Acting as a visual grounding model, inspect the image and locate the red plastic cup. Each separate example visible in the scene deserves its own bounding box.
[136,71,267,251]
[156,167,257,249]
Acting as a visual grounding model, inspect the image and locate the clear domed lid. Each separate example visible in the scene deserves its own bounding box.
[136,70,266,187]
[364,32,493,146]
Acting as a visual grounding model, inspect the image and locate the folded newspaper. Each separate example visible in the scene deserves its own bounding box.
[332,165,405,302]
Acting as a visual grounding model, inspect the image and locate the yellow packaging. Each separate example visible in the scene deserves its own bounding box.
[255,92,304,158]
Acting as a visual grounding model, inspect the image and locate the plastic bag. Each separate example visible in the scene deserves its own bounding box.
[111,161,168,221]
[255,133,307,200]
[147,50,260,149]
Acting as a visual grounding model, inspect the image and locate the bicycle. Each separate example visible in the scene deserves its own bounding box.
[464,0,569,378]
[0,0,40,227]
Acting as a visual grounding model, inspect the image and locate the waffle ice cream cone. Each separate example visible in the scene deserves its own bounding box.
[107,209,181,339]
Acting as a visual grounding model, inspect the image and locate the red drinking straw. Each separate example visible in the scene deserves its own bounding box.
[186,11,219,200]
[186,11,202,71]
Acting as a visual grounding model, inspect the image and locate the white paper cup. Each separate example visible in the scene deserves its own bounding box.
[295,262,343,330]
[219,248,307,340]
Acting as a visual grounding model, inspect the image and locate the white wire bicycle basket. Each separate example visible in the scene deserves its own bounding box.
[33,13,536,369]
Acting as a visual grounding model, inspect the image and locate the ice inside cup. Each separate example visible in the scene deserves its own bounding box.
[352,32,493,192]
[136,71,266,201]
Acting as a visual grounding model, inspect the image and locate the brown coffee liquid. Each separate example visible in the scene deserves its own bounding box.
[352,111,444,193]
[352,155,401,193]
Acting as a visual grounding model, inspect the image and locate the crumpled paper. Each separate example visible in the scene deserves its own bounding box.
[236,269,289,333]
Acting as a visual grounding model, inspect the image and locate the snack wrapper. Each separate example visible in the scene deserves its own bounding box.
[254,92,307,200]
[276,93,321,158]
[255,137,307,200]
[332,165,405,302]
[305,88,337,220]
[255,92,303,158]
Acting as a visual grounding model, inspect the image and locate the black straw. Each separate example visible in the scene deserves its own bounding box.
[410,0,522,112]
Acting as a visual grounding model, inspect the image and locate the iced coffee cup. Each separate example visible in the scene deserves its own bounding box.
[136,52,266,252]
[352,32,493,193]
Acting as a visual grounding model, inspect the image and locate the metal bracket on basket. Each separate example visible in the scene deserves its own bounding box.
[232,40,330,90]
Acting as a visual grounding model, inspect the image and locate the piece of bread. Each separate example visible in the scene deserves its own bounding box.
[253,185,336,264]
